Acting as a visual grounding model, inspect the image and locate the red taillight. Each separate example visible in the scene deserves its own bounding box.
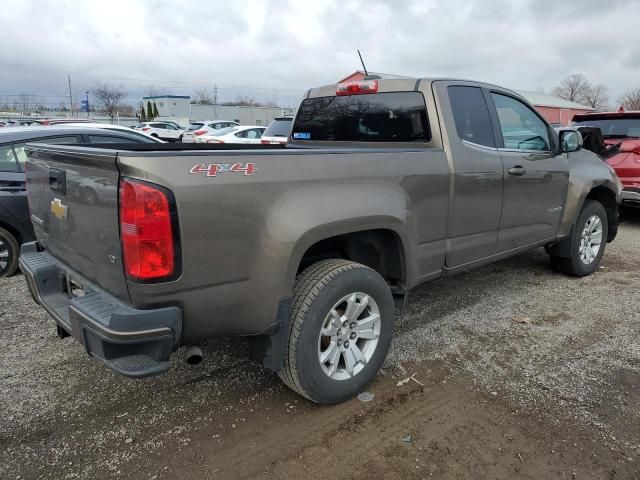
[193,130,207,136]
[336,80,378,96]
[206,139,224,143]
[260,139,269,144]
[142,127,150,131]
[119,178,176,280]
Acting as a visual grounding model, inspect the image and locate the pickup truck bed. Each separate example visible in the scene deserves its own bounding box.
[21,77,622,403]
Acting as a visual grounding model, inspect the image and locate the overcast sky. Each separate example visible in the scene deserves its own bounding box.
[1,0,639,108]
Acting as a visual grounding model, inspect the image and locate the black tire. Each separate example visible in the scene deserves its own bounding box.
[0,227,19,278]
[178,134,183,142]
[550,199,608,277]
[279,259,395,404]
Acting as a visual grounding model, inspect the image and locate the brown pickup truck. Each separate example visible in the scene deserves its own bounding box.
[20,77,621,404]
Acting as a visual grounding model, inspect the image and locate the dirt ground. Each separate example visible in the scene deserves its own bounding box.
[2,212,640,480]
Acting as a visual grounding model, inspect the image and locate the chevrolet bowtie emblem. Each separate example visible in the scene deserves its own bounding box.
[50,198,68,220]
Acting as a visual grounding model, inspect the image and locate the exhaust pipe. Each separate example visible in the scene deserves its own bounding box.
[185,345,203,365]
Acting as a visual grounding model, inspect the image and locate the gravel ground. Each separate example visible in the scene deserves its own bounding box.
[1,213,640,479]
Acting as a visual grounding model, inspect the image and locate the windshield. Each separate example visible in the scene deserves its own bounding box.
[571,117,640,138]
[264,118,293,137]
[292,92,430,142]
[187,123,204,131]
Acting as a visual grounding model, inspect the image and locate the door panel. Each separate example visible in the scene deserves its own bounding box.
[434,82,504,267]
[488,92,569,250]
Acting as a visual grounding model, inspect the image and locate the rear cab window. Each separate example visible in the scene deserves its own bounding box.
[291,91,430,144]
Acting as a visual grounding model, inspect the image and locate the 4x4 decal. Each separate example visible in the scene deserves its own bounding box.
[189,163,256,177]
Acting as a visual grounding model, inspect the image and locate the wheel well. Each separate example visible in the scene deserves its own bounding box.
[297,229,405,287]
[586,186,618,242]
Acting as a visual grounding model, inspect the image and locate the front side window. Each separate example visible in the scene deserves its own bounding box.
[0,144,18,172]
[292,92,430,143]
[448,86,495,147]
[491,93,550,151]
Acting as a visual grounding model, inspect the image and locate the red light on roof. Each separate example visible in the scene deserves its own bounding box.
[336,80,378,96]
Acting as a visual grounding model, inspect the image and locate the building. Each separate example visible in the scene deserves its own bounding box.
[141,95,295,127]
[513,90,593,126]
[339,71,594,125]
[142,95,191,118]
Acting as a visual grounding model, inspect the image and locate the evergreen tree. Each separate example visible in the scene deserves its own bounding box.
[146,101,153,120]
[139,104,146,121]
[153,102,159,118]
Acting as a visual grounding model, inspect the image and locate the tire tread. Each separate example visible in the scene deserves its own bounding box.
[278,259,374,402]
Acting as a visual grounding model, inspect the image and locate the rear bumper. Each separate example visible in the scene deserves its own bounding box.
[19,242,182,377]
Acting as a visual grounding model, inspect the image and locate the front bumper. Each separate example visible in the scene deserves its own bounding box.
[620,187,640,203]
[19,242,182,377]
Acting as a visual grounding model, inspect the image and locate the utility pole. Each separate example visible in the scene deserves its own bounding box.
[213,83,218,118]
[67,74,74,116]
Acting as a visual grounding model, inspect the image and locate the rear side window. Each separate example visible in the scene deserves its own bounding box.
[0,144,18,172]
[264,118,292,137]
[13,136,80,169]
[187,123,203,131]
[292,92,430,143]
[448,86,496,148]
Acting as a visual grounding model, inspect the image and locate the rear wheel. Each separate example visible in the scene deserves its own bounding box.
[0,227,19,278]
[279,259,395,404]
[549,200,608,277]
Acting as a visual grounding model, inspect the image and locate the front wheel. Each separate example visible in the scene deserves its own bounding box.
[549,199,608,277]
[279,259,395,404]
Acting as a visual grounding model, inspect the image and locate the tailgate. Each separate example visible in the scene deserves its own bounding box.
[25,145,129,301]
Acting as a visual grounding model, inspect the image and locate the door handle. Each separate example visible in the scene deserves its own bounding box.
[508,166,526,176]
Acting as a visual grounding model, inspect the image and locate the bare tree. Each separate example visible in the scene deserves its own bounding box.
[583,83,610,111]
[553,74,591,104]
[191,88,216,105]
[618,87,640,110]
[18,93,31,111]
[143,84,161,98]
[222,95,264,107]
[92,83,126,118]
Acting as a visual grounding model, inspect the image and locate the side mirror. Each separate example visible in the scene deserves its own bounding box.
[559,129,582,153]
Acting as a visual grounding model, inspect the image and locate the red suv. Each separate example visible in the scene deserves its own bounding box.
[572,109,640,205]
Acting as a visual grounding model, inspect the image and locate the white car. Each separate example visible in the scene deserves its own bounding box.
[182,120,239,143]
[194,126,267,144]
[260,116,293,145]
[133,121,184,142]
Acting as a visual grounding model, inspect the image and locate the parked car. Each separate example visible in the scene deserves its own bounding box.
[0,126,161,277]
[58,122,163,140]
[34,118,96,126]
[133,121,184,142]
[20,78,621,404]
[261,117,293,145]
[194,125,266,144]
[571,110,640,206]
[181,120,239,143]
